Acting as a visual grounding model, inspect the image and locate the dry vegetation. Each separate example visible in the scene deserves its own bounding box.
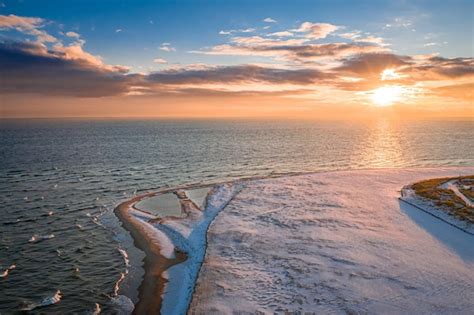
[411,175,474,224]
[460,189,474,201]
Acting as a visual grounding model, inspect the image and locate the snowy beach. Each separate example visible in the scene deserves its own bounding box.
[190,167,474,314]
[114,167,474,314]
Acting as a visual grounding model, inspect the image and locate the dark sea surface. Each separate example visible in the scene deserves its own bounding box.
[0,119,473,313]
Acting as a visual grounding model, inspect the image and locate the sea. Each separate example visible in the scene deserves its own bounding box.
[0,118,473,313]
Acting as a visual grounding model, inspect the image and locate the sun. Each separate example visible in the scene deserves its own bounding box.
[370,86,405,107]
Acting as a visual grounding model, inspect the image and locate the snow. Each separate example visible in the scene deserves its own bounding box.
[159,183,242,315]
[126,207,176,259]
[190,167,474,314]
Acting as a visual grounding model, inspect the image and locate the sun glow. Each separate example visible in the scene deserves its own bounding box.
[380,68,404,81]
[370,86,406,107]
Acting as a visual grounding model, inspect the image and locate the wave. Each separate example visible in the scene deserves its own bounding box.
[113,272,126,296]
[91,303,101,315]
[117,248,130,268]
[91,216,105,228]
[0,264,16,278]
[28,234,55,243]
[20,289,62,311]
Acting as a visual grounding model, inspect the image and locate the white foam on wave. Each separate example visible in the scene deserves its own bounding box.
[113,272,126,296]
[117,248,130,268]
[113,248,131,297]
[91,302,101,315]
[28,234,55,243]
[91,216,105,228]
[42,290,62,306]
[0,264,16,278]
[20,290,62,311]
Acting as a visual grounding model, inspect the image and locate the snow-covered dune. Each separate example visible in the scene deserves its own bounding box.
[190,167,474,314]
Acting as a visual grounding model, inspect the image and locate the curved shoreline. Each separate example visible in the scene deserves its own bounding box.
[113,182,233,314]
[114,191,186,314]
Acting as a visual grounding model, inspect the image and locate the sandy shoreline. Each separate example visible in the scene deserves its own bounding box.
[114,182,239,314]
[114,191,187,314]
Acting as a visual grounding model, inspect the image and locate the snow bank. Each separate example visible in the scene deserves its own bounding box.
[190,167,474,314]
[159,183,242,314]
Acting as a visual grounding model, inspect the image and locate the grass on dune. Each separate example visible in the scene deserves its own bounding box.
[411,175,474,224]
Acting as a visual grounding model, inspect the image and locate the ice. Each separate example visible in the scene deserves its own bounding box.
[190,167,474,314]
[134,192,182,217]
[185,187,211,209]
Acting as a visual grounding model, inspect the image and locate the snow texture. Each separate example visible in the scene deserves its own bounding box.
[156,183,242,314]
[190,167,474,314]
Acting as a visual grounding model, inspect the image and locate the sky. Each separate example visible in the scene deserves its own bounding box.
[0,0,472,119]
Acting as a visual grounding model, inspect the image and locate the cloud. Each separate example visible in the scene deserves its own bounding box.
[384,17,412,29]
[218,28,256,35]
[140,64,333,95]
[338,31,362,40]
[0,14,43,30]
[1,14,472,107]
[356,35,388,46]
[421,56,474,78]
[293,22,339,39]
[65,31,80,38]
[0,14,57,43]
[153,58,167,64]
[241,28,255,33]
[331,53,474,93]
[0,40,134,97]
[115,28,122,33]
[159,42,176,52]
[263,17,277,23]
[268,31,294,37]
[433,83,474,100]
[192,39,388,64]
[2,38,472,100]
[335,53,411,78]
